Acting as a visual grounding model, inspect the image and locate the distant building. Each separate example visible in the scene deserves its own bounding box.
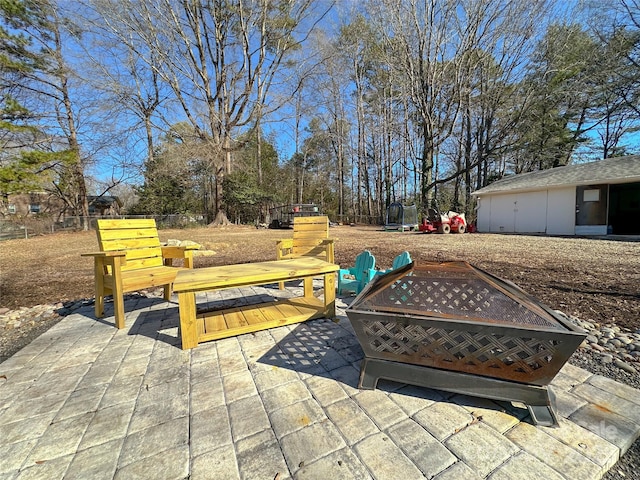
[87,196,122,216]
[472,156,640,236]
[1,191,66,218]
[1,193,122,219]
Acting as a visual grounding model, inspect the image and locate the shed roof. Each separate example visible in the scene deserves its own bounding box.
[472,155,640,196]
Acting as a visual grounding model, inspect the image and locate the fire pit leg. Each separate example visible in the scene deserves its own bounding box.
[526,388,558,427]
[357,358,560,427]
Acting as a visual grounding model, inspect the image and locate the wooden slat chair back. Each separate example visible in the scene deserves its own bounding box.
[276,216,335,289]
[83,219,197,329]
[97,220,166,271]
[337,250,377,295]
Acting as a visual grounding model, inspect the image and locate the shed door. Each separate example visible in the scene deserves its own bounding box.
[576,185,608,226]
[515,191,547,233]
[489,194,517,232]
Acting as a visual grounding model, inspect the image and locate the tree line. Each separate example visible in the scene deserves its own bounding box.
[2,0,640,227]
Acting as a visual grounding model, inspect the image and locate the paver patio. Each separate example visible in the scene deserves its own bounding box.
[0,282,638,479]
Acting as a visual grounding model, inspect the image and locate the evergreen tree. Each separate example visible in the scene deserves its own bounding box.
[0,0,68,194]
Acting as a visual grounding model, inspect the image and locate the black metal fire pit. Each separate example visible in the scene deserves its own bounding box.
[345,261,586,426]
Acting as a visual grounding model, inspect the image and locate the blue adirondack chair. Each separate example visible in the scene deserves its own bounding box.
[374,251,412,278]
[337,250,376,295]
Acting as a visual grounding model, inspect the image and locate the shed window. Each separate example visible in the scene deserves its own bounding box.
[583,189,600,202]
[8,204,16,214]
[29,204,41,213]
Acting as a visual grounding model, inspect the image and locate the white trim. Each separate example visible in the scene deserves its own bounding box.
[575,225,607,235]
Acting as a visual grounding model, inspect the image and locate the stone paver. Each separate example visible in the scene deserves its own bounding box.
[280,421,346,473]
[0,293,638,480]
[353,390,408,430]
[260,378,311,412]
[570,403,640,452]
[25,412,93,465]
[542,418,620,471]
[489,451,566,480]
[191,443,240,480]
[268,398,326,439]
[235,429,290,480]
[434,461,483,480]
[114,444,189,480]
[325,398,379,445]
[445,422,520,477]
[586,374,640,405]
[64,439,123,480]
[189,405,232,457]
[506,422,603,480]
[296,447,372,480]
[573,382,640,424]
[386,418,457,477]
[228,395,272,441]
[451,394,521,433]
[354,432,424,480]
[413,400,475,441]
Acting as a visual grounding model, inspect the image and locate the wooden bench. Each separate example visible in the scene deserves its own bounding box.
[173,257,339,349]
[276,216,335,289]
[82,219,198,329]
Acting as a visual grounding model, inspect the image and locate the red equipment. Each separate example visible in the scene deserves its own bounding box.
[419,207,467,234]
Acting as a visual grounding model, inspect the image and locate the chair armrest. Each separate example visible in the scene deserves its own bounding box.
[276,239,294,260]
[162,246,196,269]
[364,269,377,282]
[81,251,126,258]
[339,267,357,278]
[277,239,294,248]
[161,245,198,258]
[82,251,127,269]
[320,238,335,263]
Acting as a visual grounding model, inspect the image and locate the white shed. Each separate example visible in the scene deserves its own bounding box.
[472,156,640,236]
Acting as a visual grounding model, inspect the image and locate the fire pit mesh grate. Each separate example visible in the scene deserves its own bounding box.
[362,319,564,383]
[357,263,564,331]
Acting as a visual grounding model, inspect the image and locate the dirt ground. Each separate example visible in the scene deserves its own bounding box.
[1,224,639,344]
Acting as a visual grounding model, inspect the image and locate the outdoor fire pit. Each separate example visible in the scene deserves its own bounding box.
[345,261,586,426]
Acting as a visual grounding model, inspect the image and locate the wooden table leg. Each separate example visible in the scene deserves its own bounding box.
[178,291,198,349]
[323,272,336,318]
[303,276,314,298]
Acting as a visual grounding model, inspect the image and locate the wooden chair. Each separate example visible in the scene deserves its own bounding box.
[82,219,198,329]
[374,251,412,277]
[276,215,335,289]
[337,250,376,295]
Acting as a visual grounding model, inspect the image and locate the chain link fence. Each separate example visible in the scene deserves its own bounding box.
[0,214,208,241]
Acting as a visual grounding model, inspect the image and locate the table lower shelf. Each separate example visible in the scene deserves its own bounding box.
[195,296,329,342]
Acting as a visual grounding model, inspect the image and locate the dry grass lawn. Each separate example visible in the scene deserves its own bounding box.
[1,224,639,333]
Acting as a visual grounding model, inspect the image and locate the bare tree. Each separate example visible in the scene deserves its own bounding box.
[91,0,332,223]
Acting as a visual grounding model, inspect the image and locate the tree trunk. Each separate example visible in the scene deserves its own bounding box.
[53,11,89,230]
[420,124,434,208]
[209,210,232,226]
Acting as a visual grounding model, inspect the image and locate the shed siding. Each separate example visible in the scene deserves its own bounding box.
[515,191,547,233]
[546,188,575,235]
[477,188,574,234]
[489,194,517,232]
[476,196,490,232]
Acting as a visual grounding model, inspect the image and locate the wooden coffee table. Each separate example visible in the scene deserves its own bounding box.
[172,257,339,349]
